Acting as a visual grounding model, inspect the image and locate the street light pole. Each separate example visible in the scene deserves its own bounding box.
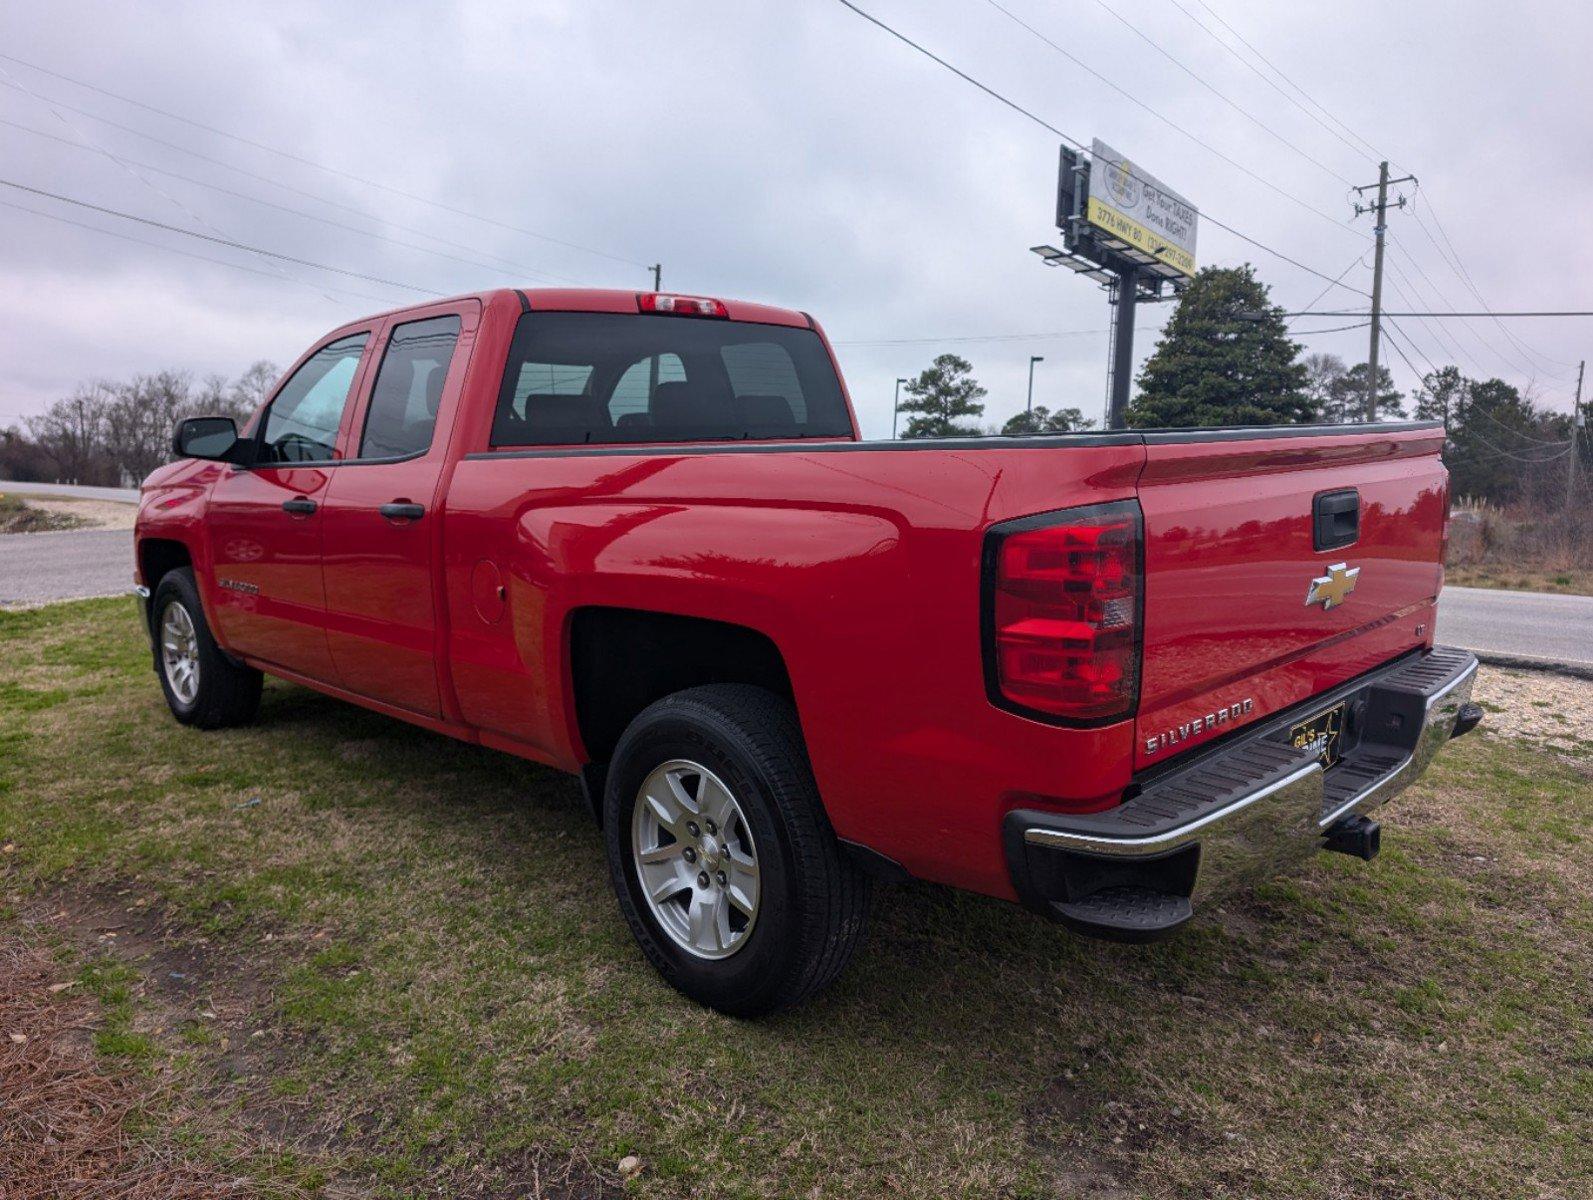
[1027,355,1044,414]
[892,377,907,439]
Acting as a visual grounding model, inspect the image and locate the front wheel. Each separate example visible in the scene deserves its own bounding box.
[603,685,871,1016]
[152,568,262,729]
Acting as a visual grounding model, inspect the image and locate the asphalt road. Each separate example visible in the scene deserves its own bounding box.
[0,479,140,503]
[1,528,136,606]
[1436,585,1592,669]
[1,519,1589,669]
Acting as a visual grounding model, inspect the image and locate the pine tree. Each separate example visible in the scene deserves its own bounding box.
[1001,405,1093,436]
[1127,265,1311,427]
[897,354,987,438]
[1324,362,1405,422]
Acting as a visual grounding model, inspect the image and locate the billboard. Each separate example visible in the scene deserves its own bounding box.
[1085,140,1197,278]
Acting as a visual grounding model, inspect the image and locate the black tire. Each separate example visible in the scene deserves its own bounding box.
[603,685,871,1016]
[151,567,262,729]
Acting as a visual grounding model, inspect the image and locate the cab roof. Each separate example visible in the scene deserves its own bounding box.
[350,287,814,330]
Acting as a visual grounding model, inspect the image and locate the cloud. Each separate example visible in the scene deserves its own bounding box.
[1,0,1586,434]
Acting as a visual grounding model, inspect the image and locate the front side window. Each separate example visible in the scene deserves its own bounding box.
[259,334,368,463]
[490,313,853,446]
[358,316,461,459]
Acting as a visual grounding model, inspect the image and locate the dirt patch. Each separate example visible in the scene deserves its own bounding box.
[0,492,88,533]
[21,495,139,531]
[11,879,621,1199]
[0,937,267,1200]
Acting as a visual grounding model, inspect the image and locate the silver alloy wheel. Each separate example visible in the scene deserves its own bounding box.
[160,602,201,706]
[631,759,760,960]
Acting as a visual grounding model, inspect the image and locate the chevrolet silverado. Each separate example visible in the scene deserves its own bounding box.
[134,287,1482,1014]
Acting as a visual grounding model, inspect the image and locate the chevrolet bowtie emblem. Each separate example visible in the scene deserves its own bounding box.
[1305,562,1360,610]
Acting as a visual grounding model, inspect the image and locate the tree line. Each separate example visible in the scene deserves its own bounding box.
[893,264,1585,509]
[1,362,277,488]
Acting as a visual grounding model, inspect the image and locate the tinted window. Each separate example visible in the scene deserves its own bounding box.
[260,334,367,463]
[490,313,853,446]
[358,316,461,459]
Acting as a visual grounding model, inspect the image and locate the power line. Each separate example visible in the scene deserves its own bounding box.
[0,115,579,286]
[829,0,1370,299]
[1169,0,1387,167]
[1381,317,1439,378]
[0,197,402,307]
[0,55,650,271]
[0,106,584,285]
[980,0,1365,236]
[1408,197,1579,376]
[0,59,343,307]
[1382,265,1486,378]
[1276,309,1593,319]
[1291,321,1371,336]
[1152,5,1579,383]
[1089,0,1357,187]
[834,330,1107,346]
[0,178,443,296]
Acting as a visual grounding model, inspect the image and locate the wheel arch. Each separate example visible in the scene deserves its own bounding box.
[567,606,797,822]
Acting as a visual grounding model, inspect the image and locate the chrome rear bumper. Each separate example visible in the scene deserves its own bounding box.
[1005,647,1480,940]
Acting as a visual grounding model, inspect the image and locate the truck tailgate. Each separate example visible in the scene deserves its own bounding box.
[1133,426,1447,771]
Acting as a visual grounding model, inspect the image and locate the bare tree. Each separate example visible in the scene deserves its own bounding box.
[11,359,282,486]
[1302,353,1346,419]
[106,371,200,483]
[228,360,279,423]
[26,382,115,485]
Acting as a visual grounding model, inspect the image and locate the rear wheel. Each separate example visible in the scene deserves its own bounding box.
[603,685,870,1016]
[152,568,262,729]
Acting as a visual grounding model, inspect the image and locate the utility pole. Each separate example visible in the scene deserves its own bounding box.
[1108,269,1138,429]
[650,264,662,291]
[1570,360,1585,514]
[1027,355,1044,415]
[892,377,907,439]
[1353,162,1416,421]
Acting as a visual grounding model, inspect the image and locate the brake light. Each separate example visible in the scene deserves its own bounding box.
[638,292,729,318]
[984,501,1142,722]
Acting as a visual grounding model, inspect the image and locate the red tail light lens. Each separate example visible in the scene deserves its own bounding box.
[638,292,729,318]
[984,501,1142,722]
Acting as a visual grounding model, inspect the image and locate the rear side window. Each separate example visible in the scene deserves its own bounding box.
[358,315,461,459]
[490,313,853,446]
[260,334,368,463]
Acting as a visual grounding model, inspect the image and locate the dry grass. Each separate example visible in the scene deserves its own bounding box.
[1,600,1590,1199]
[0,939,266,1200]
[1446,504,1592,595]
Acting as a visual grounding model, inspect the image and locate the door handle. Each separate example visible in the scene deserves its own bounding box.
[281,497,318,516]
[379,502,425,522]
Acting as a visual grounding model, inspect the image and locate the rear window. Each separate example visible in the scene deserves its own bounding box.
[490,313,853,446]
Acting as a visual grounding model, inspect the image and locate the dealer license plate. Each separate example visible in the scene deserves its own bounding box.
[1290,702,1347,769]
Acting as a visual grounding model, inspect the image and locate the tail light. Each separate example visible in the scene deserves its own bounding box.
[638,292,728,318]
[983,500,1142,723]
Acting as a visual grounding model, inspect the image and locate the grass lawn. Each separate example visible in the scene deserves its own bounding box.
[2,599,1589,1198]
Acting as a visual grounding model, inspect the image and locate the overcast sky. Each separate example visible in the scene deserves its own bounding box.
[2,0,1588,436]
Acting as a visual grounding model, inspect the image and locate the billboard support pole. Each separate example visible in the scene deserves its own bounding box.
[1108,266,1138,429]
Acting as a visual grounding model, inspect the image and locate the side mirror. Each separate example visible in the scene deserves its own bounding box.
[173,416,246,462]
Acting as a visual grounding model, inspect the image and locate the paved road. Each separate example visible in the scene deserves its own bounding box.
[2,524,1589,668]
[1436,585,1592,669]
[0,479,140,503]
[1,529,135,606]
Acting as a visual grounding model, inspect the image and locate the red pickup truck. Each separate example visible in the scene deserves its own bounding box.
[134,287,1481,1014]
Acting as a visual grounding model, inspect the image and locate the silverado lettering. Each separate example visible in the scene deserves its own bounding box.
[133,287,1481,1014]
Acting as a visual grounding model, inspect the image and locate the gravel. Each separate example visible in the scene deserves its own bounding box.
[1472,665,1593,758]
